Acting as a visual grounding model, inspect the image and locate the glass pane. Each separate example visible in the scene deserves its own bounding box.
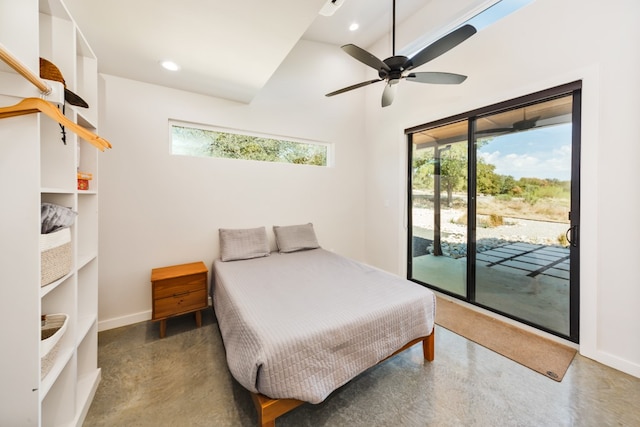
[170,123,328,166]
[474,95,573,335]
[410,121,468,297]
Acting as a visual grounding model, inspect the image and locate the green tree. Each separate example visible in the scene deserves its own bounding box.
[476,160,500,195]
[412,154,435,190]
[171,125,326,166]
[498,175,516,195]
[440,143,467,206]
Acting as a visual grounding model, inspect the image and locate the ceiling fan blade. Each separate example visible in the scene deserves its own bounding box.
[341,44,391,72]
[476,127,513,135]
[405,24,477,70]
[406,72,468,84]
[381,82,397,107]
[512,116,541,130]
[325,79,383,97]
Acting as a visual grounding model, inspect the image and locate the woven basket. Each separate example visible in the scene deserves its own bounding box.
[40,313,68,379]
[40,228,72,286]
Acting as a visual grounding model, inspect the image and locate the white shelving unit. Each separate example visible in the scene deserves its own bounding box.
[0,0,102,425]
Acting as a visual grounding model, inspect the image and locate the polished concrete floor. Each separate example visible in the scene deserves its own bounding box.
[84,308,640,427]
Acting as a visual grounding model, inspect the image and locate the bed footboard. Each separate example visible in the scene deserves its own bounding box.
[251,393,304,427]
[250,331,434,427]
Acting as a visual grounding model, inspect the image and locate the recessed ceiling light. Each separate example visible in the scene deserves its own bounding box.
[319,0,345,16]
[349,22,359,32]
[160,60,180,71]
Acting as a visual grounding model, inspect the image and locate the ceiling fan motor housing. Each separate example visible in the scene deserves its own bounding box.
[379,55,410,81]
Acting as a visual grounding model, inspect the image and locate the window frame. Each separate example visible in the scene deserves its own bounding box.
[169,120,333,167]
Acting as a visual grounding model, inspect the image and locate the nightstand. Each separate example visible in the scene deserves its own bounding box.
[151,261,208,338]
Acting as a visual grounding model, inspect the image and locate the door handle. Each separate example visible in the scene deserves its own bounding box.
[566,225,578,247]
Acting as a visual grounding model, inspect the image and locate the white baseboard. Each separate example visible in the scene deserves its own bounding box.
[98,297,213,332]
[582,350,640,379]
[98,310,151,332]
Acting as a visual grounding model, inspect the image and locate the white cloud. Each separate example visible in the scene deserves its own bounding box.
[478,144,571,180]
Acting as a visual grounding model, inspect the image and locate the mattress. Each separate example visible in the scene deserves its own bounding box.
[212,248,435,404]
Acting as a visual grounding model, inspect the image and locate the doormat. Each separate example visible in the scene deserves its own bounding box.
[435,296,577,381]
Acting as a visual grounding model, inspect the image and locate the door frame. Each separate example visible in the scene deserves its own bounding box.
[406,81,582,342]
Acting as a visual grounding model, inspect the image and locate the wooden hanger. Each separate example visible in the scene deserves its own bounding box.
[0,97,111,151]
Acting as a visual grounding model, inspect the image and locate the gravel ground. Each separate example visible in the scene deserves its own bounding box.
[414,207,569,241]
[412,207,570,257]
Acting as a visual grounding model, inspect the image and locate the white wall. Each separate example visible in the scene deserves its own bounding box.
[97,40,367,329]
[96,0,640,379]
[363,0,640,378]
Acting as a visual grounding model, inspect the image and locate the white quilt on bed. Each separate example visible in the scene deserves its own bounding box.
[212,249,435,404]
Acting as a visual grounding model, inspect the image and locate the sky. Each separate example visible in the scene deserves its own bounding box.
[467,0,535,32]
[401,0,535,59]
[404,0,571,182]
[477,124,573,181]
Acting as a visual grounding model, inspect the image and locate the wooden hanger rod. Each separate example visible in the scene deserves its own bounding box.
[0,42,52,95]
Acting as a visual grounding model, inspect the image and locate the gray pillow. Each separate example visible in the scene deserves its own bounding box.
[273,223,320,253]
[219,227,270,261]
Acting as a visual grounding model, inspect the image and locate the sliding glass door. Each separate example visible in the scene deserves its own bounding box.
[410,121,469,298]
[407,83,581,342]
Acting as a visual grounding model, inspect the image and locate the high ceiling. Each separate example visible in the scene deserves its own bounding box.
[62,0,496,103]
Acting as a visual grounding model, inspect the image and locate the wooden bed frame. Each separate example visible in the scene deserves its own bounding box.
[250,331,435,427]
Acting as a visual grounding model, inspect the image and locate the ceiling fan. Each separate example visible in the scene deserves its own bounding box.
[325,0,477,107]
[476,114,541,135]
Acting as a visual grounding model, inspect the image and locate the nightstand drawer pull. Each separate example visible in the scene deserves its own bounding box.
[152,273,207,299]
[172,290,190,298]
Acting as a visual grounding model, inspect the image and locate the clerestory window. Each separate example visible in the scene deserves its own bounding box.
[170,121,330,167]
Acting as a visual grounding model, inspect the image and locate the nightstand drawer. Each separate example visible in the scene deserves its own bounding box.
[154,289,207,319]
[153,273,206,299]
[150,261,208,338]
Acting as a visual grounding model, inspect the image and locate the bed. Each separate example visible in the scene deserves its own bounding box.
[212,225,436,427]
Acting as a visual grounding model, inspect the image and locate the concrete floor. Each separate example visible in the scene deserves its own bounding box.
[83,308,640,427]
[412,248,570,336]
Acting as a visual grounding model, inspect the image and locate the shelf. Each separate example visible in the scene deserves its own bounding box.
[77,315,96,345]
[0,70,58,99]
[77,252,97,270]
[1,0,101,423]
[41,187,75,194]
[74,369,101,426]
[39,0,72,20]
[40,272,73,298]
[76,107,97,130]
[39,345,73,401]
